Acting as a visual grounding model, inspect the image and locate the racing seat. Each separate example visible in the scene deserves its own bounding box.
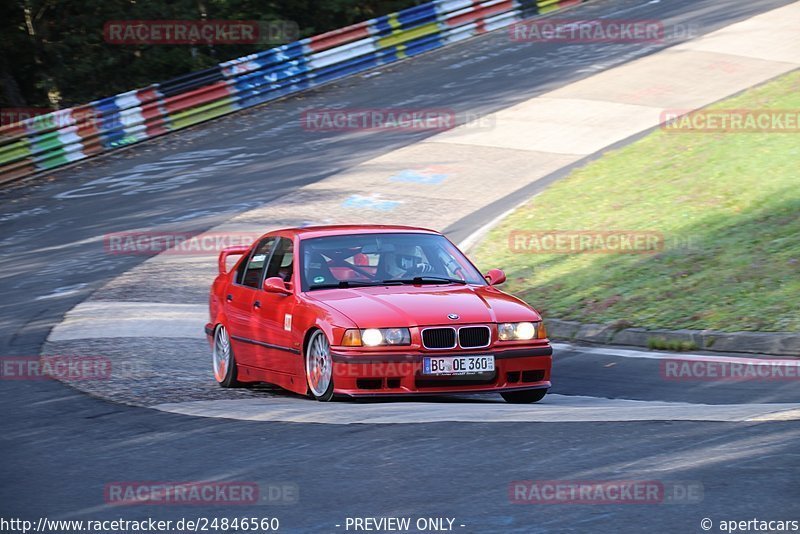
[306,252,335,285]
[277,261,293,282]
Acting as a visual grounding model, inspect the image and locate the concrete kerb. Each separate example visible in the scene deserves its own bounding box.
[546,318,800,357]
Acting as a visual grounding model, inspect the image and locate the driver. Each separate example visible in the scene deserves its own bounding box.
[383,244,434,279]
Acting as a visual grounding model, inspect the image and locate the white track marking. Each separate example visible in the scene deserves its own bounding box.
[48,302,206,341]
[553,343,799,364]
[151,395,800,424]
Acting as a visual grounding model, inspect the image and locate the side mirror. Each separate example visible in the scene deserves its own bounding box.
[263,276,290,294]
[484,268,506,286]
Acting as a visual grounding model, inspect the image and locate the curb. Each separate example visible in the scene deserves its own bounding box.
[546,319,800,358]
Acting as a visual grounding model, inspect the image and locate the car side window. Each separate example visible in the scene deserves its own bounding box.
[265,237,294,282]
[241,237,276,288]
[235,254,249,284]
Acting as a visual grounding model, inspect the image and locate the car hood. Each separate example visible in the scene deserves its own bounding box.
[306,284,540,327]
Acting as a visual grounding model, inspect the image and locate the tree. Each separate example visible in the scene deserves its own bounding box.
[0,0,423,109]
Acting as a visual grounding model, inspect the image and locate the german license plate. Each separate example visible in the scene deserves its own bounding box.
[422,355,495,375]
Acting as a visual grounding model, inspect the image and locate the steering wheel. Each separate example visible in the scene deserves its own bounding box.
[406,262,434,276]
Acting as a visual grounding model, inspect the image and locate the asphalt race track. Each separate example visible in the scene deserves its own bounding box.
[1,0,799,532]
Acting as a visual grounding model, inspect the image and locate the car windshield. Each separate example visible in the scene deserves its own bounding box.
[300,233,486,291]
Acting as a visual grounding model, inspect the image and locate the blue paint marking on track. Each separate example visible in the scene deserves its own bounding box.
[341,194,401,211]
[389,168,448,185]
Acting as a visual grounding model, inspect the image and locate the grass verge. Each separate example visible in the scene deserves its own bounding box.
[472,70,800,332]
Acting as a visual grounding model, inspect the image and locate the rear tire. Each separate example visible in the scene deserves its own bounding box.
[501,388,547,404]
[213,325,244,388]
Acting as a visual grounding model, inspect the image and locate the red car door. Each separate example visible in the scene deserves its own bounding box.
[226,237,276,369]
[251,236,298,373]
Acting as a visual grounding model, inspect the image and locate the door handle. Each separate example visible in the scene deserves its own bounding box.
[226,294,233,302]
[253,301,261,309]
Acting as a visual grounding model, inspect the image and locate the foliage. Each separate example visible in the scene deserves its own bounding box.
[0,0,421,108]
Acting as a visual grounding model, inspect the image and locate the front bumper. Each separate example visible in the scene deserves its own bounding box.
[330,345,552,397]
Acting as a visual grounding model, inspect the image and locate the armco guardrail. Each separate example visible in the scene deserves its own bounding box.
[0,0,584,184]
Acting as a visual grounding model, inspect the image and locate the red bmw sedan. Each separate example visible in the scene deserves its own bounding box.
[205,225,552,403]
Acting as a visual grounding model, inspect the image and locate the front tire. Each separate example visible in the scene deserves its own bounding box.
[213,325,244,388]
[501,388,548,404]
[305,330,335,401]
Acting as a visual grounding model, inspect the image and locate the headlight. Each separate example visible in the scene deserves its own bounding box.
[362,328,384,346]
[342,328,411,347]
[498,321,545,341]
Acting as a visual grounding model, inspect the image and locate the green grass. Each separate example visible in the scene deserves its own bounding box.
[647,338,698,352]
[472,70,800,333]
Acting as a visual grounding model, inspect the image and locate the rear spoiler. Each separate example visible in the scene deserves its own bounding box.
[218,245,250,274]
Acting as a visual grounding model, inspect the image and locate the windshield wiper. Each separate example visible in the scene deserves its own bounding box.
[310,277,465,290]
[310,281,377,290]
[385,276,468,285]
[309,280,403,290]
